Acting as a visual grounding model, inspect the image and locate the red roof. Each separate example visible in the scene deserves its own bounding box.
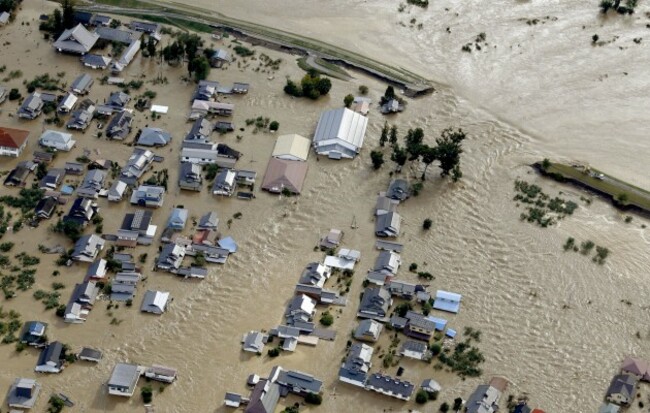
[0,127,30,149]
[531,410,545,413]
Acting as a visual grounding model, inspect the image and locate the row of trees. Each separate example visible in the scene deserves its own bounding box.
[599,0,637,14]
[372,123,466,182]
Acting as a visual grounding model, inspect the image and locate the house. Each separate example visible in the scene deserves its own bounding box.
[179,162,203,191]
[320,228,343,250]
[19,321,48,347]
[144,365,177,383]
[85,258,107,281]
[66,104,95,130]
[106,111,133,139]
[111,272,141,301]
[400,340,429,360]
[198,211,219,230]
[7,378,41,409]
[93,14,112,26]
[212,168,237,196]
[233,82,250,94]
[387,179,410,201]
[156,243,186,272]
[224,392,243,408]
[73,11,94,26]
[71,234,105,263]
[130,185,165,207]
[193,80,219,101]
[606,374,638,406]
[352,96,371,116]
[77,169,107,198]
[209,48,231,67]
[136,127,171,147]
[242,331,266,353]
[375,195,398,216]
[43,202,67,221]
[365,373,414,401]
[433,290,462,313]
[141,290,170,314]
[4,162,32,186]
[191,100,234,117]
[374,250,401,274]
[70,73,94,95]
[272,134,311,162]
[299,262,331,288]
[0,11,9,25]
[339,343,373,388]
[465,384,502,413]
[39,130,76,151]
[387,280,420,300]
[188,243,230,264]
[275,369,323,396]
[118,209,156,246]
[130,20,161,36]
[403,311,436,341]
[180,141,241,167]
[82,54,111,69]
[110,39,141,72]
[375,211,401,237]
[312,107,368,159]
[108,363,140,397]
[35,341,64,373]
[421,379,442,394]
[245,379,280,413]
[120,148,155,186]
[381,98,404,114]
[108,180,128,202]
[64,161,85,175]
[357,287,391,321]
[17,92,44,119]
[215,121,236,133]
[53,24,99,54]
[63,197,98,226]
[57,92,78,113]
[621,356,650,381]
[177,266,208,279]
[78,347,103,363]
[167,208,189,230]
[95,26,141,44]
[185,117,212,142]
[285,294,317,323]
[33,150,54,164]
[262,158,308,194]
[39,168,65,190]
[107,91,131,108]
[599,404,620,413]
[354,319,383,342]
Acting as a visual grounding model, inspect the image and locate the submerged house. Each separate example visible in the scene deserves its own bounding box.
[167,208,189,230]
[245,379,280,413]
[17,92,44,119]
[77,169,107,199]
[156,243,186,272]
[130,185,165,208]
[53,24,99,54]
[108,363,140,397]
[110,39,141,73]
[71,73,94,95]
[339,343,373,388]
[120,148,155,186]
[354,319,383,343]
[117,209,157,247]
[39,130,76,151]
[71,234,105,263]
[136,127,172,147]
[357,287,391,321]
[34,341,64,373]
[178,162,203,191]
[242,331,266,353]
[298,262,331,288]
[57,92,78,113]
[140,290,170,315]
[39,168,65,190]
[261,158,308,195]
[4,162,32,187]
[209,48,231,67]
[144,365,177,383]
[212,168,237,196]
[7,378,41,409]
[63,197,98,226]
[185,117,212,142]
[312,107,368,159]
[365,373,415,401]
[82,54,111,69]
[106,110,133,140]
[606,374,638,406]
[433,290,462,314]
[66,103,95,130]
[108,180,128,202]
[64,281,99,323]
[180,141,241,167]
[19,321,48,347]
[0,126,29,157]
[375,211,401,238]
[387,179,410,201]
[272,134,311,162]
[465,383,502,413]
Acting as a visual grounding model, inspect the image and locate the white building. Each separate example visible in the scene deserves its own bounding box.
[312,107,368,159]
[39,130,76,151]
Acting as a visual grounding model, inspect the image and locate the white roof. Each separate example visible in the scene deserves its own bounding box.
[151,105,168,114]
[40,130,73,143]
[436,290,462,302]
[313,107,368,153]
[272,134,310,161]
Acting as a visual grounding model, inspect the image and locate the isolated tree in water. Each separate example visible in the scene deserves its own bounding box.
[434,127,466,181]
[389,125,398,147]
[420,145,437,179]
[379,121,389,147]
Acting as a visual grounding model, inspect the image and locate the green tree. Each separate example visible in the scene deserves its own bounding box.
[440,402,450,412]
[389,125,398,146]
[141,385,153,404]
[382,85,396,104]
[269,121,280,131]
[453,398,463,411]
[304,393,322,405]
[358,85,369,95]
[405,127,425,160]
[146,37,156,57]
[190,56,210,82]
[284,79,302,97]
[391,145,407,169]
[541,158,551,170]
[370,150,384,170]
[319,311,334,326]
[599,0,614,12]
[423,218,432,230]
[316,77,332,95]
[343,94,354,108]
[420,145,437,179]
[379,121,389,147]
[415,389,429,404]
[434,127,466,179]
[61,0,76,30]
[36,163,48,180]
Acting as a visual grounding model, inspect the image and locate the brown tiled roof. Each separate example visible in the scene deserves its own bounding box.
[0,127,29,149]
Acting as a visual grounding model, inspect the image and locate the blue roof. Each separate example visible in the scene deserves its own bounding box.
[435,290,462,301]
[218,236,237,253]
[61,185,75,195]
[446,328,457,338]
[28,322,46,335]
[433,290,461,313]
[425,316,447,331]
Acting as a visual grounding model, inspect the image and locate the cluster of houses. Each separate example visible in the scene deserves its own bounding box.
[600,356,650,412]
[224,365,323,413]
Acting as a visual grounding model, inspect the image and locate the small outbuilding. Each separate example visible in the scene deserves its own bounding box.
[141,290,170,314]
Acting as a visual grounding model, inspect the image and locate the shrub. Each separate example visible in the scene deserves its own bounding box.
[141,385,153,403]
[269,121,279,131]
[8,88,21,100]
[370,150,384,170]
[358,85,369,95]
[268,347,280,357]
[320,311,334,326]
[304,393,322,405]
[409,263,418,272]
[416,389,429,404]
[344,94,354,108]
[440,402,450,412]
[430,343,442,356]
[423,218,432,230]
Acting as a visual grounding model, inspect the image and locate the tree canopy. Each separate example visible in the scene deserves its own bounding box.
[284,72,332,100]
